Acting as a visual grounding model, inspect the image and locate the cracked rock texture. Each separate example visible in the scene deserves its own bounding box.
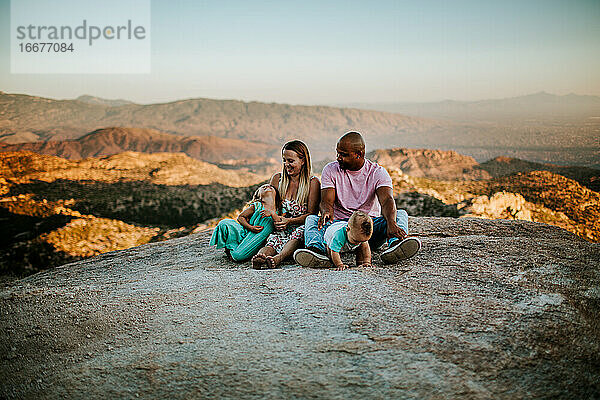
[1,217,599,399]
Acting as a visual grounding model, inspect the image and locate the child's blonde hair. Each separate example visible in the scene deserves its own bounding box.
[348,211,373,239]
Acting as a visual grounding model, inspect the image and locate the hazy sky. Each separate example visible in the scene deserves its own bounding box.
[0,0,599,104]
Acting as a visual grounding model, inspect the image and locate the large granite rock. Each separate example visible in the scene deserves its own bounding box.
[1,217,598,399]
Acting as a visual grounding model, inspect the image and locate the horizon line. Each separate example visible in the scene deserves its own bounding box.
[2,89,600,108]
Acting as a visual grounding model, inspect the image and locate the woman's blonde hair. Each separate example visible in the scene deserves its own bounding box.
[279,140,312,205]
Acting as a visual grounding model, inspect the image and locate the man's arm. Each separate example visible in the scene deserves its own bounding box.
[318,188,335,229]
[376,186,406,240]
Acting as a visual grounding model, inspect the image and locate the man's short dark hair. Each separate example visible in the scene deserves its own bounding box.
[340,131,365,155]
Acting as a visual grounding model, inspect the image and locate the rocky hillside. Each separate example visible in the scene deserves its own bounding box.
[0,151,264,277]
[1,218,598,398]
[0,127,281,167]
[369,148,600,191]
[388,168,600,242]
[365,149,600,242]
[368,148,491,180]
[479,156,600,192]
[0,150,266,186]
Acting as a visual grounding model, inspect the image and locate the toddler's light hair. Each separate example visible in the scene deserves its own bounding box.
[348,211,373,239]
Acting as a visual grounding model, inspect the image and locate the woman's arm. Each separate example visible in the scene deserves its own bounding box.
[237,204,263,233]
[306,176,321,215]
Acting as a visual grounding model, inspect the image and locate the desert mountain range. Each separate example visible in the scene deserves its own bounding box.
[342,91,600,121]
[0,92,430,161]
[2,91,598,167]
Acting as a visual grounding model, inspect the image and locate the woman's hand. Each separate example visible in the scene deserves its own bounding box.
[249,225,264,233]
[274,216,290,231]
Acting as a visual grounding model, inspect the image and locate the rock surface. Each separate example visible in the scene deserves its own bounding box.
[1,217,599,399]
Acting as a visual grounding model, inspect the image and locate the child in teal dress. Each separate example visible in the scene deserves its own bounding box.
[210,184,282,262]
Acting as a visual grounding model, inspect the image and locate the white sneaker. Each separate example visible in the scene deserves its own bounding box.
[293,249,331,268]
[380,237,421,264]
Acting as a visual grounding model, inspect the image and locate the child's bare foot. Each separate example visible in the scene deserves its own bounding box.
[224,248,234,261]
[252,253,267,269]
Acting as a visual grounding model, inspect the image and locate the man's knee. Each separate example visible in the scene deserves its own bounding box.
[396,209,408,219]
[305,214,319,227]
[395,209,409,233]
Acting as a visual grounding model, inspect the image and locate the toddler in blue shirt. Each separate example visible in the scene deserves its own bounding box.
[295,210,372,270]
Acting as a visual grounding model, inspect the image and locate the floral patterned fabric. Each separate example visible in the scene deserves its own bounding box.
[265,198,307,253]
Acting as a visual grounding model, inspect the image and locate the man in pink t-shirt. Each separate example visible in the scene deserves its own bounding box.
[320,156,392,220]
[294,131,421,266]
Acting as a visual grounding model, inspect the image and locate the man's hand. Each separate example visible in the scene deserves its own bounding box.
[318,212,333,230]
[318,188,336,230]
[376,186,407,240]
[386,221,407,241]
[249,225,264,233]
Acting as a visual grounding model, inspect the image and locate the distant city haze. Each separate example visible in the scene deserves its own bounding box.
[0,0,599,104]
